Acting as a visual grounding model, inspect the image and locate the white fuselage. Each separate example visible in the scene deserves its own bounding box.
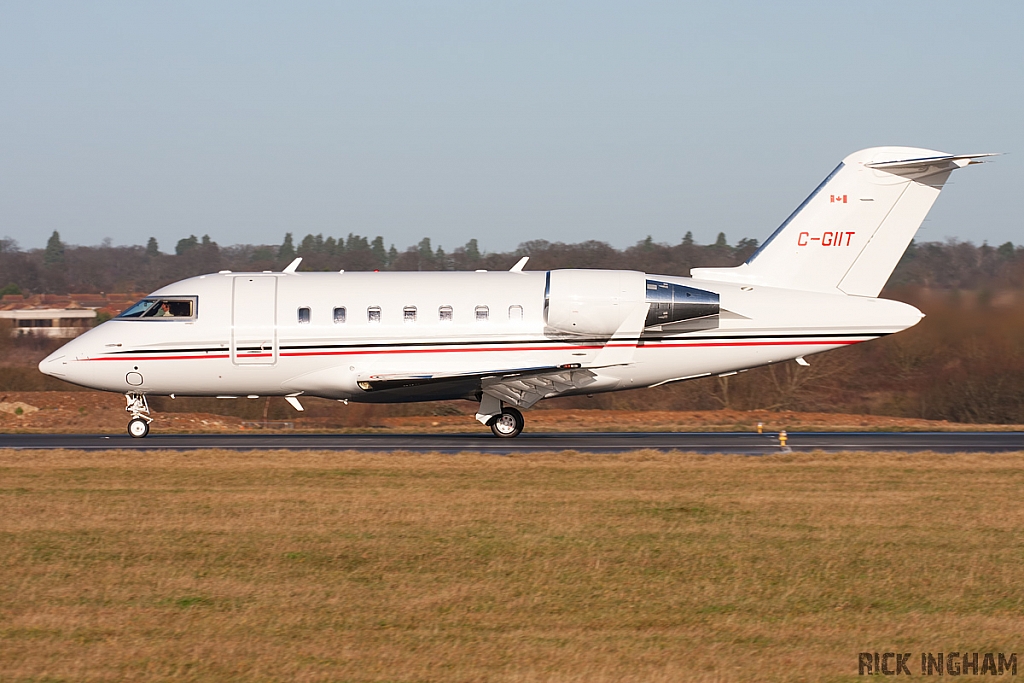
[39,269,922,403]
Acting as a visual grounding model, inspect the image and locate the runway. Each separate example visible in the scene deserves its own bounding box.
[2,431,1023,453]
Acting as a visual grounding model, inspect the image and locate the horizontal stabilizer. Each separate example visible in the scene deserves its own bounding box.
[865,153,997,172]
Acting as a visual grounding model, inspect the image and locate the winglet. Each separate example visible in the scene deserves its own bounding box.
[509,257,529,273]
[283,257,302,274]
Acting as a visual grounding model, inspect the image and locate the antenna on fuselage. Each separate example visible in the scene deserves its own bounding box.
[282,257,302,274]
[509,256,529,272]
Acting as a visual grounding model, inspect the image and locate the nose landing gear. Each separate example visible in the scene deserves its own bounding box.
[125,393,153,438]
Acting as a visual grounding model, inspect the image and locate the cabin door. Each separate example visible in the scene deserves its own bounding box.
[232,276,278,365]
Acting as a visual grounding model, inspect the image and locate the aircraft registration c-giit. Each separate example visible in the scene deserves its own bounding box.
[40,147,994,438]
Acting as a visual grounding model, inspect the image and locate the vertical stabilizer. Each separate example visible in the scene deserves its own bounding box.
[690,147,994,296]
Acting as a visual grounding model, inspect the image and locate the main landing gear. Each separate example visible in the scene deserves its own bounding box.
[125,393,153,438]
[488,407,524,438]
[475,395,526,438]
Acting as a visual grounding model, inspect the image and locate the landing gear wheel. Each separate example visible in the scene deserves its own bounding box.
[489,407,524,438]
[124,393,153,438]
[127,417,150,439]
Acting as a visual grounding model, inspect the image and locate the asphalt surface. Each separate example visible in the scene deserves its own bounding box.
[1,431,1023,453]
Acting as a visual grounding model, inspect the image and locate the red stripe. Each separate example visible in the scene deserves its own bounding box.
[89,354,232,361]
[280,339,862,357]
[85,339,867,362]
[648,340,863,348]
[281,344,607,357]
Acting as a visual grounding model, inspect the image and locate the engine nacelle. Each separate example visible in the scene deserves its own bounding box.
[545,270,646,336]
[644,280,720,333]
[545,269,721,336]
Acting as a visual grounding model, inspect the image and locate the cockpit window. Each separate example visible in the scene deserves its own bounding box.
[117,297,197,319]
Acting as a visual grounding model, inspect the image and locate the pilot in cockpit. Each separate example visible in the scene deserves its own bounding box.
[146,300,193,317]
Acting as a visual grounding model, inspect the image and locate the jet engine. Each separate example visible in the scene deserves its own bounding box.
[545,269,646,336]
[643,280,720,332]
[544,270,720,336]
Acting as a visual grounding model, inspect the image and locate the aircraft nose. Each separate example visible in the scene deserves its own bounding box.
[38,352,67,377]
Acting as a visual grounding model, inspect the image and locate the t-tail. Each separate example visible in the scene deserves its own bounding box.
[690,147,996,296]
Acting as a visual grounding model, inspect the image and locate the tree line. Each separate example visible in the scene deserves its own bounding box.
[5,231,1024,424]
[2,230,1023,295]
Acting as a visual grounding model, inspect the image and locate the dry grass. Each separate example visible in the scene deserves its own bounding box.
[1,449,1023,682]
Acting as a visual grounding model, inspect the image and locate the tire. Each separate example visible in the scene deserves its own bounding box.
[127,418,150,438]
[489,407,524,438]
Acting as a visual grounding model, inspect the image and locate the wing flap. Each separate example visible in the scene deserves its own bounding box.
[356,362,601,410]
[356,363,584,393]
[482,368,598,409]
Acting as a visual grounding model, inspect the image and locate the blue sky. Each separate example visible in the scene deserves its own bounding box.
[0,1,1019,252]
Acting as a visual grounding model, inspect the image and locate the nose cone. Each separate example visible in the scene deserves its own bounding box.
[38,350,67,377]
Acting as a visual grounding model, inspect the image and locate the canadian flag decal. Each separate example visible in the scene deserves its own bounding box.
[830,194,848,203]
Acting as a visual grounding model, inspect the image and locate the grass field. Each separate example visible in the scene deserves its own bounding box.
[2,449,1023,682]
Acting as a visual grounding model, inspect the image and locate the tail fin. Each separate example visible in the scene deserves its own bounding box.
[690,147,995,296]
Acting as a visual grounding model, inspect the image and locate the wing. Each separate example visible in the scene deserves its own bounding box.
[356,363,600,408]
[480,366,598,409]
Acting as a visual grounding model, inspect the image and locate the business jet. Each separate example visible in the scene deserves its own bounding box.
[39,147,992,438]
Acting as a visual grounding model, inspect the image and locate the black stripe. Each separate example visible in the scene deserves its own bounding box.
[110,348,226,355]
[279,332,885,351]
[108,332,888,356]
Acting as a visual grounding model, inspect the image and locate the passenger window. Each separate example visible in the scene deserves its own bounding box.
[475,305,489,322]
[439,305,453,322]
[333,307,346,324]
[508,305,523,321]
[368,306,381,323]
[297,307,311,324]
[404,306,417,323]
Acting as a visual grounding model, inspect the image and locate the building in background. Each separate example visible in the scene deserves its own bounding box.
[0,293,141,338]
[0,308,96,337]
